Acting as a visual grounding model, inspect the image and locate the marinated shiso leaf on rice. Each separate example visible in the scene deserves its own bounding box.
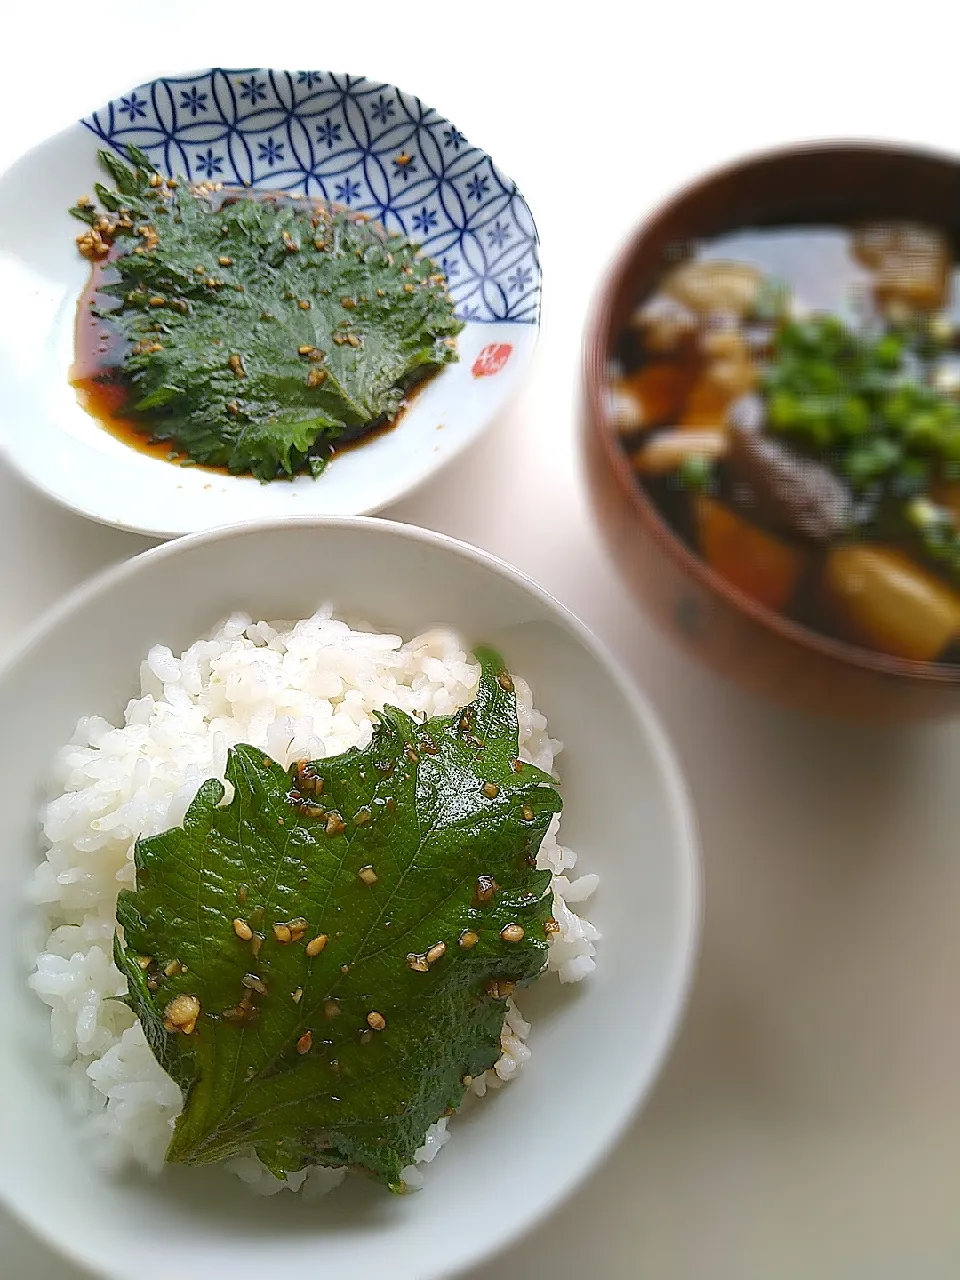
[114,648,561,1191]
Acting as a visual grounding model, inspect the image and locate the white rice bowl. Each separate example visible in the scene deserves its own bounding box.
[27,606,600,1196]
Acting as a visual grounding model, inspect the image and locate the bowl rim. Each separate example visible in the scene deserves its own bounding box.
[0,513,702,1280]
[0,65,542,539]
[583,135,960,687]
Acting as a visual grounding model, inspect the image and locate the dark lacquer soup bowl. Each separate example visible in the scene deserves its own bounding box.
[583,141,960,722]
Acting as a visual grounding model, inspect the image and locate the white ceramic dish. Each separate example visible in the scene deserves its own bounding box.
[0,517,699,1280]
[0,69,540,537]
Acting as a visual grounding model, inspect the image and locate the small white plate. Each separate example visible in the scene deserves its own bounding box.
[0,69,540,537]
[0,517,700,1280]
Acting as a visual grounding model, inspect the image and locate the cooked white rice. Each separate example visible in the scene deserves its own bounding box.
[28,607,600,1194]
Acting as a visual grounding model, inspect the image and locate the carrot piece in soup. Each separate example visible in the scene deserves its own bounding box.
[618,363,691,431]
[695,496,806,613]
[680,352,756,428]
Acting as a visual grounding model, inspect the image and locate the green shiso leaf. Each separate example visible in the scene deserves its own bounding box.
[114,649,560,1191]
[72,150,463,481]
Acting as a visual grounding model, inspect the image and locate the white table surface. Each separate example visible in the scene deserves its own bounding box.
[3,5,960,1276]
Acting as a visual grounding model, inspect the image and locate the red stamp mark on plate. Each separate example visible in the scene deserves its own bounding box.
[472,343,513,378]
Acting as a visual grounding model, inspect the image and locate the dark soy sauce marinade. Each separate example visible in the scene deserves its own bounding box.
[612,222,960,664]
[71,234,418,475]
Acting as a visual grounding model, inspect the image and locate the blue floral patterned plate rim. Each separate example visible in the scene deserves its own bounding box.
[84,67,541,325]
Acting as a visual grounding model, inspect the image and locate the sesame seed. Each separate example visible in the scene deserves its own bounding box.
[218,256,233,266]
[353,806,372,825]
[325,811,345,836]
[403,282,415,293]
[475,875,499,904]
[292,988,303,1004]
[163,993,200,1035]
[358,865,378,885]
[376,288,386,297]
[135,955,153,971]
[347,334,361,348]
[340,297,356,309]
[501,923,525,943]
[485,979,516,999]
[233,918,253,941]
[273,923,293,944]
[522,805,533,821]
[305,934,328,957]
[149,296,166,307]
[323,999,341,1018]
[298,344,314,356]
[76,194,93,207]
[306,368,327,387]
[459,930,479,949]
[164,959,184,977]
[296,1030,313,1054]
[407,952,430,972]
[544,917,560,937]
[497,671,515,692]
[426,941,446,964]
[462,1074,473,1086]
[298,299,311,310]
[288,918,308,942]
[148,173,163,188]
[482,782,499,799]
[367,1011,386,1031]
